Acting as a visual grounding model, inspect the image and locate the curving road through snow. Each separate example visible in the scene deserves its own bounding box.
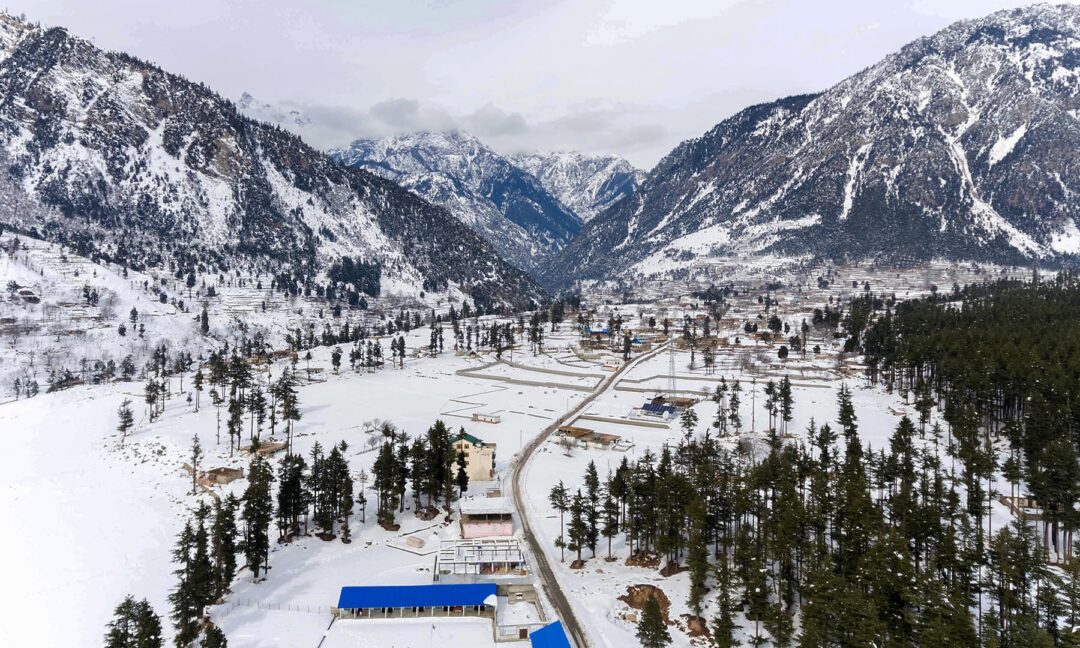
[510,341,671,648]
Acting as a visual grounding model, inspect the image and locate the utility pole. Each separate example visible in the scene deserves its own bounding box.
[668,343,676,394]
[751,377,757,433]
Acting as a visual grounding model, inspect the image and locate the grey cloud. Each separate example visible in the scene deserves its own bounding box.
[369,98,420,127]
[282,96,675,167]
[462,103,528,137]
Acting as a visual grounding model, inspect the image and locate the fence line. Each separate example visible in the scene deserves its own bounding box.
[212,598,331,619]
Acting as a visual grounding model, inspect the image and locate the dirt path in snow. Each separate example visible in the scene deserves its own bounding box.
[511,341,671,648]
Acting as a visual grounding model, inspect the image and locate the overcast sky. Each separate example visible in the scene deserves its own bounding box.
[6,0,1075,167]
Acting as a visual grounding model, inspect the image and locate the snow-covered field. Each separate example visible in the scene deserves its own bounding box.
[0,246,1032,647]
[0,317,589,646]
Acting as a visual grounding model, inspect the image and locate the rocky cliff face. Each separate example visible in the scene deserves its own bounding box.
[508,151,642,223]
[0,15,543,307]
[331,131,582,271]
[541,4,1080,289]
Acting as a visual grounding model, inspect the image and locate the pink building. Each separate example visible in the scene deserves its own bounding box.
[460,498,514,539]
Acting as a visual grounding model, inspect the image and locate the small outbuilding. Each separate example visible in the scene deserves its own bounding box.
[556,425,621,449]
[460,497,514,538]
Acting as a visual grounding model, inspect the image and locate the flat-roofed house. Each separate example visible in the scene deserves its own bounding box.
[460,497,514,538]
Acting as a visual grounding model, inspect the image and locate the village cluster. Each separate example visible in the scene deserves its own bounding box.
[1,232,1051,648]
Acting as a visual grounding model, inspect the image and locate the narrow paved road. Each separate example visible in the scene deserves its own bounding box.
[510,342,671,648]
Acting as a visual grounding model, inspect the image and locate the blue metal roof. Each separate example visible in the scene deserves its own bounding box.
[531,621,572,648]
[642,402,676,414]
[337,584,497,610]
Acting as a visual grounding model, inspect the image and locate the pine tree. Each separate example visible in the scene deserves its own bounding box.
[227,392,243,455]
[712,559,738,648]
[189,504,215,616]
[686,496,708,616]
[276,453,308,538]
[201,626,227,648]
[636,594,672,648]
[567,489,589,563]
[104,595,164,648]
[189,435,202,497]
[728,380,742,434]
[211,495,239,599]
[117,398,134,446]
[192,369,204,412]
[168,521,200,647]
[601,487,619,560]
[273,369,301,453]
[340,455,355,544]
[373,440,399,527]
[242,455,275,580]
[549,481,570,562]
[455,449,469,497]
[584,461,601,557]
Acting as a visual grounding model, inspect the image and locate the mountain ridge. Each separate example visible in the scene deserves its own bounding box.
[508,150,643,223]
[0,14,544,308]
[540,3,1080,289]
[330,130,583,270]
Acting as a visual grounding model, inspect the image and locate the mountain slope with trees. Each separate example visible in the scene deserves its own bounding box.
[541,4,1080,289]
[0,14,543,308]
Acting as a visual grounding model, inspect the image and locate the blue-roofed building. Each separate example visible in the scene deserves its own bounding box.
[336,583,498,620]
[641,402,677,417]
[530,620,572,648]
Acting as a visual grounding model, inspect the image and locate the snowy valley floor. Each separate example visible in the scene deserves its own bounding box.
[0,297,1025,647]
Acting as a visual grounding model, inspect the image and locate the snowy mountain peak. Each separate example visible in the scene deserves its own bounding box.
[0,21,543,307]
[330,130,582,270]
[509,151,643,222]
[540,3,1080,288]
[236,91,311,130]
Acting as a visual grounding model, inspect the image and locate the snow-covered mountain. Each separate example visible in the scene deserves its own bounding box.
[540,4,1080,289]
[509,151,643,223]
[236,91,310,131]
[0,14,543,308]
[330,131,582,270]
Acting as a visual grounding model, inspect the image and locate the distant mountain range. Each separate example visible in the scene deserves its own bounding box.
[329,132,644,270]
[0,14,543,308]
[329,131,584,270]
[509,151,643,223]
[539,3,1080,289]
[1,3,1076,304]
